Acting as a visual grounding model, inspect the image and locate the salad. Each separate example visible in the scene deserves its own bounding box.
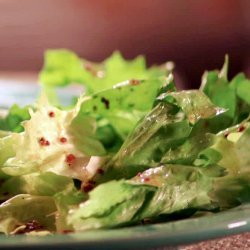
[0,50,249,235]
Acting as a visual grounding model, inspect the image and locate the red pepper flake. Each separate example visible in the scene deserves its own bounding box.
[137,172,142,177]
[48,111,55,118]
[224,131,230,138]
[101,97,110,109]
[60,137,67,143]
[130,79,140,86]
[82,180,96,193]
[143,177,150,182]
[84,65,97,76]
[39,137,50,146]
[65,154,76,166]
[97,168,104,175]
[15,220,44,234]
[237,124,245,132]
[84,65,93,72]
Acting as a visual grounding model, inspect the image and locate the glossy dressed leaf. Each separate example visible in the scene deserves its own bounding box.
[97,90,224,181]
[0,105,31,132]
[2,96,105,181]
[0,172,76,197]
[39,49,167,98]
[0,195,56,234]
[200,56,250,130]
[68,164,222,231]
[80,78,168,140]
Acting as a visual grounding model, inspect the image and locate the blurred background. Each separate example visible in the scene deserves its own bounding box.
[0,0,249,87]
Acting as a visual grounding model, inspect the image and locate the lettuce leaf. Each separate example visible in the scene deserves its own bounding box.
[96,90,225,182]
[68,164,221,231]
[0,172,76,197]
[68,146,250,232]
[67,180,156,230]
[39,49,167,105]
[79,77,171,140]
[0,135,15,168]
[0,104,31,132]
[200,56,250,131]
[54,189,85,233]
[0,195,56,234]
[39,49,172,150]
[2,96,105,181]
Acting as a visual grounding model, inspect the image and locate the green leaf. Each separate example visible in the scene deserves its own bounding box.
[67,180,156,230]
[80,78,168,140]
[39,49,85,87]
[97,90,224,182]
[68,164,221,231]
[0,104,31,132]
[0,172,76,197]
[0,135,15,168]
[236,79,250,105]
[39,49,167,99]
[211,173,250,208]
[131,165,219,219]
[0,195,56,234]
[2,96,105,181]
[200,56,250,130]
[54,189,85,232]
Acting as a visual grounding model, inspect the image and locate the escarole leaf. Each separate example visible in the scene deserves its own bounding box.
[68,164,221,231]
[68,180,156,230]
[195,121,250,174]
[209,124,250,207]
[200,55,250,131]
[235,123,250,171]
[68,143,250,232]
[0,135,15,167]
[96,90,225,182]
[39,49,168,100]
[2,51,250,234]
[79,77,172,141]
[0,172,76,198]
[2,95,105,181]
[39,49,174,150]
[0,195,56,234]
[54,189,85,233]
[130,165,221,219]
[0,104,31,132]
[211,173,250,208]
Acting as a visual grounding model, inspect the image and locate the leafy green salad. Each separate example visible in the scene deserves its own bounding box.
[0,50,250,235]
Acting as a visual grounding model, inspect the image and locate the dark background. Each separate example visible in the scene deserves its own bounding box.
[0,0,249,87]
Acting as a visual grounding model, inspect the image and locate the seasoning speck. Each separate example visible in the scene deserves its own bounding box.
[143,177,150,182]
[97,168,104,175]
[101,97,110,109]
[48,111,55,118]
[39,137,50,146]
[82,181,96,193]
[237,124,245,132]
[60,137,67,143]
[130,79,140,86]
[65,154,76,166]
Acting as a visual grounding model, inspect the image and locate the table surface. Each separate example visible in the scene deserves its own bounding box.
[0,71,249,250]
